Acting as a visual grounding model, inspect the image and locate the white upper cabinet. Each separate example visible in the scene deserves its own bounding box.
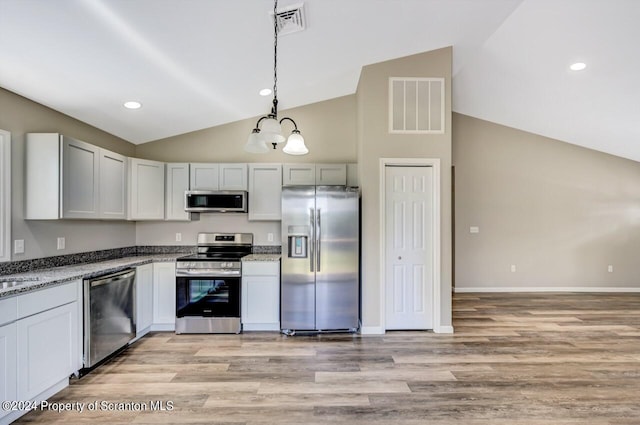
[0,129,10,262]
[26,133,73,219]
[283,163,347,186]
[189,163,247,190]
[315,163,347,185]
[219,163,248,190]
[128,158,165,220]
[282,163,315,186]
[25,133,127,220]
[248,163,282,221]
[189,163,219,190]
[61,136,100,219]
[99,149,127,219]
[165,163,190,221]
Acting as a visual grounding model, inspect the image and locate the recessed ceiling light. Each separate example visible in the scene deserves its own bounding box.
[570,62,587,71]
[259,88,272,96]
[123,101,142,109]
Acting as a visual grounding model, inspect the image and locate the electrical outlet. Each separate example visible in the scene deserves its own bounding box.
[608,265,613,273]
[267,233,274,242]
[176,233,182,242]
[57,237,65,250]
[14,239,24,254]
[510,264,516,273]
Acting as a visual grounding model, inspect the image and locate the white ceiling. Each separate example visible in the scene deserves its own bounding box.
[1,0,639,161]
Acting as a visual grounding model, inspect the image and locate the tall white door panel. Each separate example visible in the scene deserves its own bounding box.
[99,149,127,219]
[61,136,100,219]
[385,166,433,330]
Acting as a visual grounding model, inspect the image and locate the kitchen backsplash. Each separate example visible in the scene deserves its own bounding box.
[0,244,281,276]
[252,245,281,254]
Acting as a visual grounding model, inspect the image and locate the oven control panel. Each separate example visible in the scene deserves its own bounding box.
[176,261,241,270]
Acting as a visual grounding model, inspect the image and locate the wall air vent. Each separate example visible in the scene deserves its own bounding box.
[270,3,306,36]
[389,77,445,134]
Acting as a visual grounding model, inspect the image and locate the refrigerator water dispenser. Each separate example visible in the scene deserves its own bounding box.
[288,235,308,258]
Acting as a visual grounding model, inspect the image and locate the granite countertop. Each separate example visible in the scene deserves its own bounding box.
[0,254,184,299]
[242,254,281,262]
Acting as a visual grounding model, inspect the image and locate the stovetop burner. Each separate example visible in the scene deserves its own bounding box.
[177,232,253,264]
[177,252,249,262]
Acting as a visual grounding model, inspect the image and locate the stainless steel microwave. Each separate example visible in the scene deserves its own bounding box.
[184,191,248,213]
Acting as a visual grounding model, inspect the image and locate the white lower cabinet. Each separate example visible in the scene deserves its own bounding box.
[17,301,78,400]
[0,322,17,423]
[152,262,176,331]
[241,261,280,331]
[135,263,154,338]
[0,281,80,425]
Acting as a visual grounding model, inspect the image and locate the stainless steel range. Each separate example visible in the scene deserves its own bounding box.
[175,233,253,334]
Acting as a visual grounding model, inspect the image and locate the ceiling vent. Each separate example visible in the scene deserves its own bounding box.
[270,3,306,36]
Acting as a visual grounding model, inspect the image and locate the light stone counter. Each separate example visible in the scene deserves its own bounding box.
[242,254,281,262]
[0,254,184,299]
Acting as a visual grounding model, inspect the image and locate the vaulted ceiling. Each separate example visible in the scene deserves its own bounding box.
[1,0,638,160]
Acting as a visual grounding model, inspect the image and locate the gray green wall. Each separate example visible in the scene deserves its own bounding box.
[133,94,357,247]
[0,87,136,261]
[453,112,640,291]
[135,95,357,163]
[356,47,453,332]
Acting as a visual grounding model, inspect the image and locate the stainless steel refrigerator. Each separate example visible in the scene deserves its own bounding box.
[281,186,360,334]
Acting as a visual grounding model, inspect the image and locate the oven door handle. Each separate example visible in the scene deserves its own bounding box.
[176,269,241,277]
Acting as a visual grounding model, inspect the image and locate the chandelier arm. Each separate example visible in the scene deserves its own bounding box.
[253,115,270,130]
[279,117,299,131]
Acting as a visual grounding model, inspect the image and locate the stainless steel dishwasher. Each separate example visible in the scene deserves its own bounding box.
[83,268,136,371]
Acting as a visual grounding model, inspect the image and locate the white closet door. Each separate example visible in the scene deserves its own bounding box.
[385,165,433,330]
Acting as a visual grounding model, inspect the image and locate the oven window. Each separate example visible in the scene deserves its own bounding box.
[176,277,240,318]
[191,280,229,304]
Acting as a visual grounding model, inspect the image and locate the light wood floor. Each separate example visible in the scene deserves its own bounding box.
[15,292,640,424]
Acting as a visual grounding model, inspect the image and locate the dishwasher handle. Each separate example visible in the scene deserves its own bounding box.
[89,269,136,288]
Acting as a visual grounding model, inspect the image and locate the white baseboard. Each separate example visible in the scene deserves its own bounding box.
[434,325,454,334]
[360,326,385,335]
[455,286,640,293]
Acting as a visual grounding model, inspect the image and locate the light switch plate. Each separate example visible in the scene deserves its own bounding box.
[57,237,65,250]
[469,226,480,234]
[267,233,274,242]
[176,233,182,242]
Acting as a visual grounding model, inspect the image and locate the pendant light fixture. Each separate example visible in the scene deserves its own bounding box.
[244,0,308,155]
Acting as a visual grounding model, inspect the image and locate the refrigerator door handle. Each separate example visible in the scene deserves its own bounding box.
[309,208,315,272]
[316,208,321,272]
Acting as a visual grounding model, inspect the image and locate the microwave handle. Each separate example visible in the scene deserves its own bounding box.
[184,191,191,211]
